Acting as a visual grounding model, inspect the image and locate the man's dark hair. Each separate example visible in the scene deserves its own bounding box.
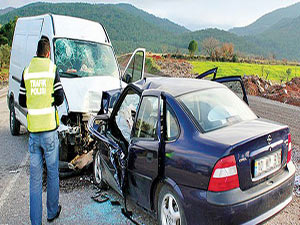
[36,38,50,57]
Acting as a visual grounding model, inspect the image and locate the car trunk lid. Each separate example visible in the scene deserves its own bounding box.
[203,118,289,191]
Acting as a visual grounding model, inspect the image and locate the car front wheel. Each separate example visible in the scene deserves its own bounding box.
[158,185,187,225]
[93,150,104,187]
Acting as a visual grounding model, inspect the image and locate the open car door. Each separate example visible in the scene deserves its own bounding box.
[127,89,163,210]
[122,48,146,84]
[213,76,249,105]
[196,67,249,105]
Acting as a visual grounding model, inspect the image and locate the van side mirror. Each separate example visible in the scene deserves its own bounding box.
[124,73,132,83]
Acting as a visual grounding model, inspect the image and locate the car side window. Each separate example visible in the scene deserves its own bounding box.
[166,104,179,141]
[134,96,158,140]
[115,89,140,142]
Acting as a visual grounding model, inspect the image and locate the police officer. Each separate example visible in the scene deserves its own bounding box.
[19,37,64,225]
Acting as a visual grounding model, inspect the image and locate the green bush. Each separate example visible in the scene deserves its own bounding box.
[0,44,11,67]
[145,57,161,75]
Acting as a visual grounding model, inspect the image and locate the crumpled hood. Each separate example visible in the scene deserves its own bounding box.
[60,76,121,113]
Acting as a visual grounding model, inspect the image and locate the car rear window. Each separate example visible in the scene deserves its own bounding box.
[177,87,257,132]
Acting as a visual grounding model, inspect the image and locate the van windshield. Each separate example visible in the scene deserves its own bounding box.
[54,39,119,78]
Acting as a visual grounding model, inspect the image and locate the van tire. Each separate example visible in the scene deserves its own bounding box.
[10,100,20,136]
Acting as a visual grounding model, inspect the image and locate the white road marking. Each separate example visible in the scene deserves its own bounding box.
[0,152,29,209]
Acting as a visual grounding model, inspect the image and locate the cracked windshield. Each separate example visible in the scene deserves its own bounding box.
[54,39,119,78]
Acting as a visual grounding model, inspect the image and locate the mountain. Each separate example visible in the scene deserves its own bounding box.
[0,7,15,16]
[229,2,300,36]
[0,2,298,60]
[167,28,266,57]
[0,2,189,53]
[116,3,189,35]
[253,15,300,60]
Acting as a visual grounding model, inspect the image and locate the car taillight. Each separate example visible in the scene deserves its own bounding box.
[208,155,240,192]
[287,133,292,163]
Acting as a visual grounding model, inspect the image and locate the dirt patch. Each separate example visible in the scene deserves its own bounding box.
[243,76,300,107]
[155,57,193,78]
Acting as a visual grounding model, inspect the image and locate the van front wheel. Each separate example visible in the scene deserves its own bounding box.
[10,100,20,136]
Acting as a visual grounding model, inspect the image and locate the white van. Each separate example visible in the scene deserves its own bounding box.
[7,14,145,172]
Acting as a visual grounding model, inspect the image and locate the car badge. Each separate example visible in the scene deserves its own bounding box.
[267,135,272,145]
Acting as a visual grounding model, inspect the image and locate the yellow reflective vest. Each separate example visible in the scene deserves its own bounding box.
[24,57,59,132]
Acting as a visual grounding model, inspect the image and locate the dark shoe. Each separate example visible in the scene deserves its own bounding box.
[47,205,61,222]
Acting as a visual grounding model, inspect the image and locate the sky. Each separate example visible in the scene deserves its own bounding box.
[1,0,300,30]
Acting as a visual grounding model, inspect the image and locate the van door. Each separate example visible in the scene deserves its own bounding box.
[213,76,249,104]
[10,18,43,126]
[127,89,162,210]
[121,48,146,84]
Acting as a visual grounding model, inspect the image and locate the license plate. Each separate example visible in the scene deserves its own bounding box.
[254,150,281,178]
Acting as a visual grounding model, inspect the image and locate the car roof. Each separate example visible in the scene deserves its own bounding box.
[135,77,224,97]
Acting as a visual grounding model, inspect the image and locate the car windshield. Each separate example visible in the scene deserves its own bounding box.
[177,87,257,132]
[54,38,119,78]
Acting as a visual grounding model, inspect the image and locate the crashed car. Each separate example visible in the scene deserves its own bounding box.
[88,76,295,225]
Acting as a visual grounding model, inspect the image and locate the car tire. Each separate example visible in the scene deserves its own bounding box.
[10,100,20,136]
[93,150,105,188]
[158,185,187,225]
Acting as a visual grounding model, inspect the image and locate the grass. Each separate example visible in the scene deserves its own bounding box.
[190,61,300,82]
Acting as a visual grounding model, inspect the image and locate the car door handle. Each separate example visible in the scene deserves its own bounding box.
[146,152,153,163]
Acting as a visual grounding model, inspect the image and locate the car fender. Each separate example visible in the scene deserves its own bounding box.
[162,177,184,201]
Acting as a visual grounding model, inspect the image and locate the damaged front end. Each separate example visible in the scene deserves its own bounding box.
[58,88,121,177]
[58,112,96,176]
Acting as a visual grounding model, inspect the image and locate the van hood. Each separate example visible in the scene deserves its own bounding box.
[60,76,121,113]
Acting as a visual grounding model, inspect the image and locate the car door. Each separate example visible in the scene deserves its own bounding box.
[127,90,163,210]
[195,67,249,104]
[91,86,141,195]
[213,76,249,104]
[121,48,146,84]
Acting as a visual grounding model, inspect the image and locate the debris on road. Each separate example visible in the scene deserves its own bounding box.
[9,169,20,174]
[294,176,300,197]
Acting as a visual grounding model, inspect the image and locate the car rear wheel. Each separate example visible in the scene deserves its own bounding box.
[10,100,20,136]
[93,150,104,187]
[158,185,187,225]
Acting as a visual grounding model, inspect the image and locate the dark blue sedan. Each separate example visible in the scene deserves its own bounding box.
[88,77,295,225]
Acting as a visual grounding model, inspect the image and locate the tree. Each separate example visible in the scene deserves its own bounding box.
[0,16,17,46]
[0,44,11,67]
[265,69,270,80]
[286,68,292,82]
[220,43,234,61]
[188,40,198,57]
[202,37,219,60]
[232,54,238,62]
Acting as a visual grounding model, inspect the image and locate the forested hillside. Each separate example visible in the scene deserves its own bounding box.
[0,7,14,16]
[0,3,187,53]
[229,2,300,36]
[1,2,300,60]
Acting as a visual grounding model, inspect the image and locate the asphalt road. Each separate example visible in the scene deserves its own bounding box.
[0,89,299,225]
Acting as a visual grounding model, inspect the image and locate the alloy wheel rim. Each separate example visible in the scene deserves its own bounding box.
[161,193,181,225]
[94,152,102,184]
